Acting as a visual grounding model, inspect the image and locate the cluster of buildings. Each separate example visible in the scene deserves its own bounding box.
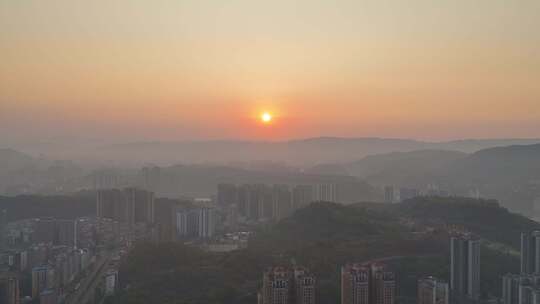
[418,277,449,304]
[3,218,76,249]
[217,183,338,222]
[383,185,483,204]
[257,262,396,304]
[502,231,540,304]
[97,188,221,242]
[0,221,96,303]
[341,263,396,304]
[0,214,130,304]
[384,185,450,204]
[0,272,20,304]
[450,235,481,302]
[257,233,481,304]
[176,206,216,239]
[96,188,155,228]
[257,266,317,304]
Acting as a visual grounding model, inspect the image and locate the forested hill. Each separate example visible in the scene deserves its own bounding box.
[111,197,537,304]
[395,196,540,249]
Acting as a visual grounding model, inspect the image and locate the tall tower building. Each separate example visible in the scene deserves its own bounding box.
[341,263,395,304]
[341,263,370,304]
[273,185,292,221]
[384,186,395,204]
[521,231,540,275]
[450,235,481,301]
[237,184,250,218]
[370,263,396,304]
[501,274,521,304]
[262,267,293,304]
[0,273,20,304]
[175,207,216,239]
[261,266,316,304]
[262,186,274,220]
[418,277,449,304]
[293,185,313,210]
[97,188,154,227]
[0,209,7,249]
[176,209,199,238]
[313,184,338,202]
[294,267,316,304]
[197,207,216,238]
[516,275,540,304]
[126,187,155,225]
[31,265,55,299]
[242,184,265,221]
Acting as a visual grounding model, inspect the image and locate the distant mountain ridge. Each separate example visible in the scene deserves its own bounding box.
[90,137,540,166]
[309,143,540,215]
[307,149,467,179]
[0,148,35,172]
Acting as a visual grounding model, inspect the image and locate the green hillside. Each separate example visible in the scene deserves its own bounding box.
[110,198,534,304]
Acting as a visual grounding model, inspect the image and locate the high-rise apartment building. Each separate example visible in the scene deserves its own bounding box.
[0,209,7,249]
[312,184,338,202]
[262,266,293,304]
[341,263,395,304]
[418,277,449,304]
[153,199,179,242]
[450,235,481,301]
[0,273,20,304]
[97,188,155,227]
[517,275,540,304]
[521,231,540,275]
[31,265,55,299]
[502,274,522,304]
[294,267,316,304]
[370,263,396,304]
[341,263,370,304]
[292,185,313,210]
[198,207,216,238]
[260,266,316,304]
[273,185,292,220]
[176,207,216,238]
[384,186,395,204]
[501,274,540,304]
[399,188,420,202]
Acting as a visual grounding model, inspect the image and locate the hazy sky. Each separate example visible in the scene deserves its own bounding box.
[1,0,539,143]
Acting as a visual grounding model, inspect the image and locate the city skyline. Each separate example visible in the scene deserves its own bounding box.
[1,2,540,303]
[1,0,540,144]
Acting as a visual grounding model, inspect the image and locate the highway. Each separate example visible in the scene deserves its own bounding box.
[64,251,114,304]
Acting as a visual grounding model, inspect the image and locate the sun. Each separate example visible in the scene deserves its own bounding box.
[261,112,272,123]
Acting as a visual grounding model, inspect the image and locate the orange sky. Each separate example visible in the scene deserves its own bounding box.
[1,0,539,143]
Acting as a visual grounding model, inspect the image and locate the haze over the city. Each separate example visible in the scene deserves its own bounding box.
[1,0,540,146]
[3,2,540,304]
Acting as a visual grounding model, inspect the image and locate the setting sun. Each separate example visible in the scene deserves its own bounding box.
[261,112,272,123]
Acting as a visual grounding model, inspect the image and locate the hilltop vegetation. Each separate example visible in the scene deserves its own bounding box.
[396,196,540,249]
[110,197,535,304]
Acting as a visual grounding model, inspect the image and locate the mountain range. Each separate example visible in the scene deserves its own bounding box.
[62,137,540,166]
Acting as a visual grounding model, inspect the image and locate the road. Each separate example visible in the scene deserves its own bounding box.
[65,251,114,304]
